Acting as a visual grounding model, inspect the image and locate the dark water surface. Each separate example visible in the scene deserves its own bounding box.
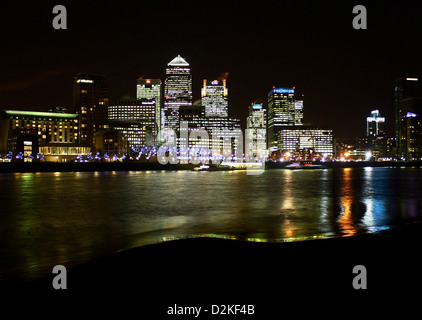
[1,167,421,282]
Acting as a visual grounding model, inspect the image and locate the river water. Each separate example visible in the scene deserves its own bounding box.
[0,167,421,282]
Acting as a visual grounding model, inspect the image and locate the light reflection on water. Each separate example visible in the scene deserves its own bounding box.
[0,167,421,282]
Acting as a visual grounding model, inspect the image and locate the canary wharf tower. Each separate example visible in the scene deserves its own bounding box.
[164,55,193,131]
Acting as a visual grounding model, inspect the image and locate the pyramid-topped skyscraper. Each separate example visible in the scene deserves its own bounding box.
[163,55,192,131]
[167,55,189,67]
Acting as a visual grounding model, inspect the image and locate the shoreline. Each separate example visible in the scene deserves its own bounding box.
[0,160,421,173]
[4,222,422,306]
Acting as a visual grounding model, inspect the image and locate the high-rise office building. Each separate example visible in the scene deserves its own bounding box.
[278,126,333,158]
[164,55,192,131]
[108,99,157,148]
[178,115,242,159]
[267,87,303,151]
[247,103,266,129]
[179,99,241,156]
[201,79,228,117]
[246,103,267,160]
[137,79,162,131]
[73,73,109,149]
[400,112,422,160]
[366,109,385,138]
[394,77,422,159]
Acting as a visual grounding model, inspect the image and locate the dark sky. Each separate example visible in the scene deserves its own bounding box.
[1,0,422,140]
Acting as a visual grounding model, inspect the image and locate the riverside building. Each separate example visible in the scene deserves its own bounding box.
[0,109,89,161]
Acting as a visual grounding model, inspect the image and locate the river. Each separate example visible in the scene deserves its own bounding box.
[0,167,421,282]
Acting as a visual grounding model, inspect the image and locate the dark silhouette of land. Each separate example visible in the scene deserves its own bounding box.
[3,221,422,317]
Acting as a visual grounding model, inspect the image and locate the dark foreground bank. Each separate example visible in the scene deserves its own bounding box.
[3,221,422,317]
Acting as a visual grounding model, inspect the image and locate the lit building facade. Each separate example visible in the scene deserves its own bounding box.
[178,76,241,158]
[267,87,303,151]
[366,109,385,138]
[278,126,333,159]
[400,112,422,160]
[0,109,89,161]
[201,79,228,117]
[394,77,422,159]
[108,99,157,149]
[73,73,109,149]
[164,55,192,131]
[137,79,162,131]
[6,129,39,161]
[94,129,128,158]
[177,117,242,162]
[246,103,267,160]
[0,110,79,147]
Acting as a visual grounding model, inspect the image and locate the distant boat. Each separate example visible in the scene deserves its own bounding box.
[193,164,234,171]
[284,161,324,169]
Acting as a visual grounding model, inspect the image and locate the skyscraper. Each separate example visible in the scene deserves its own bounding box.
[201,79,228,117]
[247,103,266,129]
[137,79,162,131]
[267,87,303,151]
[400,112,422,160]
[73,73,109,149]
[394,77,422,159]
[366,109,385,138]
[179,77,241,157]
[164,55,192,131]
[108,99,157,148]
[246,103,267,160]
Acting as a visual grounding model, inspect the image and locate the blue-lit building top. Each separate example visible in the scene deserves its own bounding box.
[267,87,303,151]
[268,88,295,96]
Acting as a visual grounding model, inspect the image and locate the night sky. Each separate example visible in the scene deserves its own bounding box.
[1,0,422,140]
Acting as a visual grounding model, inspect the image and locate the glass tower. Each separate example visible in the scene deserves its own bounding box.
[394,77,422,159]
[164,55,192,131]
[246,103,267,160]
[267,87,303,151]
[137,79,162,132]
[108,99,157,148]
[201,79,228,117]
[72,73,109,149]
[366,109,385,138]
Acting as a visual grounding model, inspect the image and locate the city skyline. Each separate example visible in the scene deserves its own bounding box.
[2,1,422,140]
[0,53,409,143]
[2,1,422,309]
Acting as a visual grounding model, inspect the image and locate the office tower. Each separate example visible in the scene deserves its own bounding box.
[278,127,334,159]
[178,116,241,161]
[246,103,267,160]
[247,103,266,129]
[137,79,162,131]
[366,109,385,138]
[267,87,303,151]
[178,76,241,157]
[400,112,422,160]
[394,77,422,159]
[201,79,228,117]
[164,55,192,131]
[73,73,109,148]
[108,99,157,149]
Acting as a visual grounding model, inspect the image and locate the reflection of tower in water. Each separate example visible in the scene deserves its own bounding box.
[336,168,360,236]
[280,170,296,238]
